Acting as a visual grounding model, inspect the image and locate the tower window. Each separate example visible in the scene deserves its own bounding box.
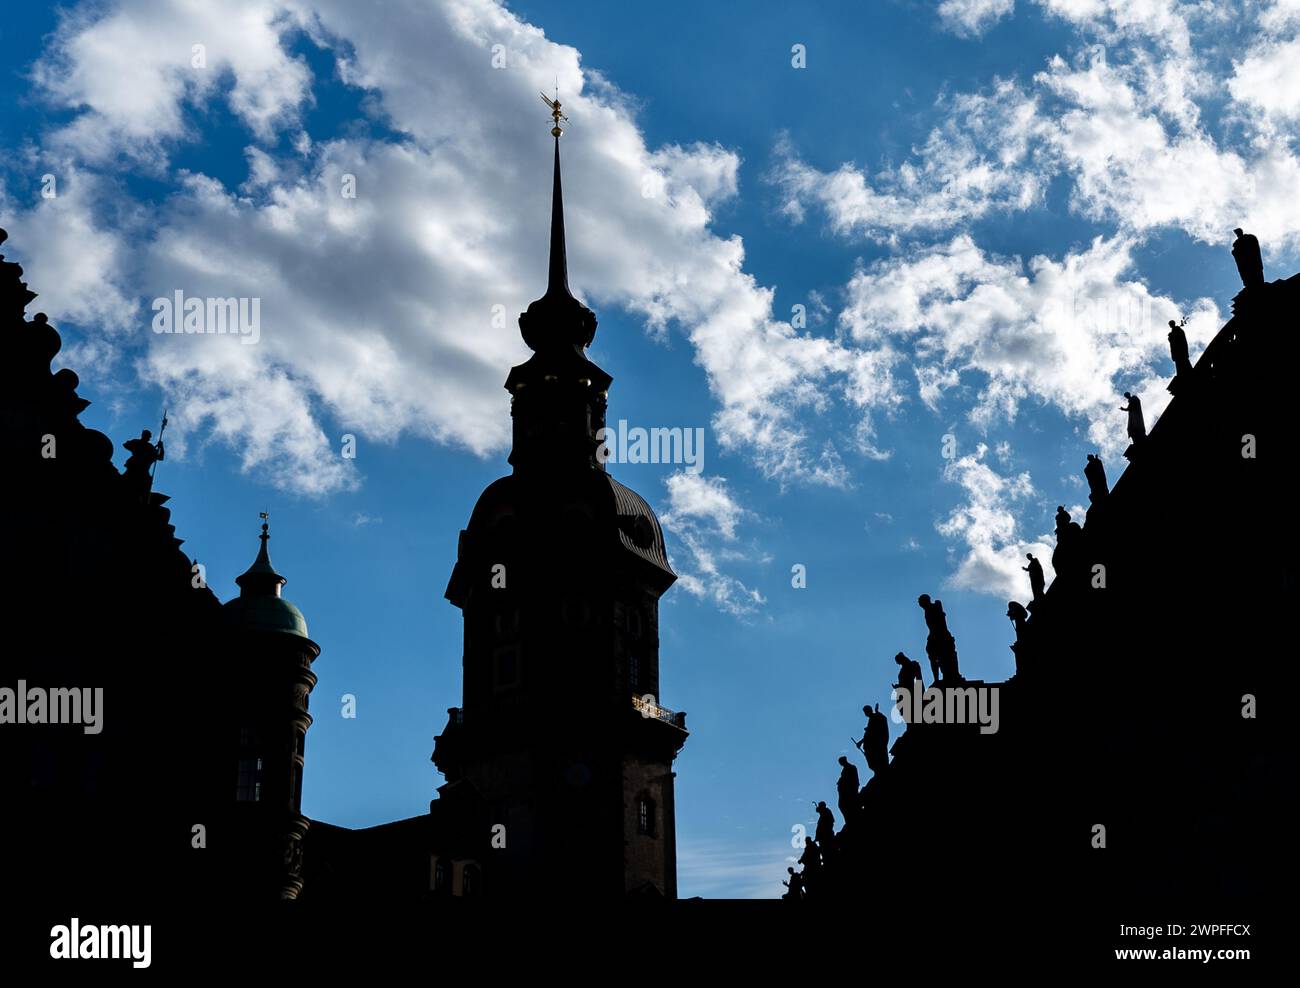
[433,858,451,894]
[638,796,656,837]
[462,864,480,897]
[236,757,263,802]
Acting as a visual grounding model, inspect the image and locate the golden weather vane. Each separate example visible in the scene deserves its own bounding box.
[541,90,568,137]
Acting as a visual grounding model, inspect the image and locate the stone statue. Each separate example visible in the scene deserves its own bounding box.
[836,755,860,823]
[1167,319,1193,378]
[1023,553,1045,603]
[893,651,923,693]
[1231,228,1264,289]
[815,800,837,852]
[1007,601,1031,675]
[1120,392,1146,445]
[782,866,805,900]
[917,594,961,684]
[1084,454,1109,503]
[862,703,890,777]
[122,429,165,501]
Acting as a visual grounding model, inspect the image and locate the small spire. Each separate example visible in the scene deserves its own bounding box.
[236,511,286,597]
[547,138,571,300]
[518,94,597,352]
[540,92,573,302]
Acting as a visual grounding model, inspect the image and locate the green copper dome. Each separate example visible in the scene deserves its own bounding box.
[224,519,313,640]
[224,593,311,638]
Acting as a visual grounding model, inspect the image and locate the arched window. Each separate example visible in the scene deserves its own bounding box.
[462,863,481,897]
[433,858,452,894]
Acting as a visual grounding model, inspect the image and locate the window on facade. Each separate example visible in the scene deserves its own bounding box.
[236,757,263,802]
[462,864,480,898]
[638,797,655,837]
[629,653,640,692]
[433,859,451,894]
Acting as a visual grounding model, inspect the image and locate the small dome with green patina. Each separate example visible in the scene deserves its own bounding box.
[223,519,312,640]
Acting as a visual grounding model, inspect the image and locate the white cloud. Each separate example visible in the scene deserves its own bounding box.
[661,472,765,616]
[772,81,1044,241]
[663,472,745,540]
[22,0,871,494]
[0,167,138,371]
[31,0,314,167]
[939,0,1015,38]
[775,13,1300,254]
[936,443,1054,599]
[1230,37,1300,122]
[839,233,1220,460]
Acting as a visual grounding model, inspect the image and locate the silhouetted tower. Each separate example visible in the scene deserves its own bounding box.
[438,104,687,899]
[223,517,320,900]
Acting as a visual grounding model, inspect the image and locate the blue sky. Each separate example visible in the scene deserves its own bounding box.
[2,0,1297,898]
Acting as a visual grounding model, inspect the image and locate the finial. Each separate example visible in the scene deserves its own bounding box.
[541,90,567,138]
[237,511,285,596]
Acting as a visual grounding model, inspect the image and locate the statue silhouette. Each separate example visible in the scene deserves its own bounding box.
[1007,601,1030,673]
[1023,553,1046,603]
[1232,228,1265,289]
[1120,393,1146,445]
[893,651,924,694]
[917,594,961,683]
[836,755,860,823]
[782,866,805,901]
[122,429,165,501]
[798,836,822,888]
[1167,319,1193,380]
[1084,454,1109,503]
[814,801,837,856]
[862,703,890,777]
[1051,507,1086,582]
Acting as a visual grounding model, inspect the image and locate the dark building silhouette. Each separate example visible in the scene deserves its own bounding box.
[0,119,688,945]
[434,129,687,899]
[784,234,1289,941]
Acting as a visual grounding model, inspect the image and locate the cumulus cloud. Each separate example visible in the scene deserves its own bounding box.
[20,0,872,494]
[936,443,1054,599]
[938,0,1016,38]
[0,167,138,371]
[661,472,765,616]
[31,0,315,167]
[776,10,1300,253]
[772,81,1044,241]
[839,234,1220,459]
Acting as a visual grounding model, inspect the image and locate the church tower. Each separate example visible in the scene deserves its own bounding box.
[436,102,688,899]
[222,518,320,900]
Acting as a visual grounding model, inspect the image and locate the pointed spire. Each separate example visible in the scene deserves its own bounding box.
[546,137,572,302]
[519,94,597,353]
[236,513,286,597]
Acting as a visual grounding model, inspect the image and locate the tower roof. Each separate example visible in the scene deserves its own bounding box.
[518,124,597,353]
[226,517,314,642]
[235,519,286,596]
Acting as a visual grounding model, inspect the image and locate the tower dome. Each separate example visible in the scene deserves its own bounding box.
[224,517,313,640]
